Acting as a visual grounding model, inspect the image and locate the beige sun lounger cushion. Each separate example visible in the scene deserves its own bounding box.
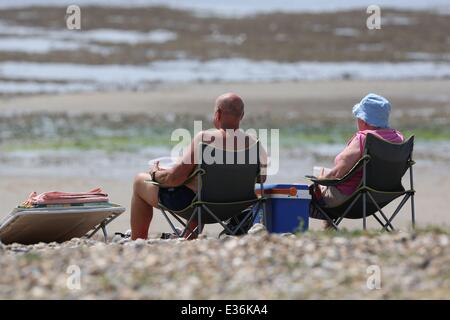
[0,205,125,245]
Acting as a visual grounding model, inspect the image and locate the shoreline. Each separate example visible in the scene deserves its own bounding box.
[1,79,449,114]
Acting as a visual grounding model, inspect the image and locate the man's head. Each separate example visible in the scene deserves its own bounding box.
[213,93,244,130]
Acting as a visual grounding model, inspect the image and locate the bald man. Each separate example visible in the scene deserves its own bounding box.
[130,93,267,240]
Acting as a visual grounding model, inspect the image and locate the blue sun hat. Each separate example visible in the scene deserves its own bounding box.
[352,93,391,128]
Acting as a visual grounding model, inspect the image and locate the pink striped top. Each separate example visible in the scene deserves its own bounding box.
[335,129,404,195]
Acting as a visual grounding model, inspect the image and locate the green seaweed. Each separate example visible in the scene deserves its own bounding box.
[2,122,450,152]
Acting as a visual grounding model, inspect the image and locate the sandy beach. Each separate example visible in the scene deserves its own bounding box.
[1,80,450,235]
[2,80,450,115]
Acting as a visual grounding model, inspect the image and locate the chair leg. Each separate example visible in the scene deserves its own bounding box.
[160,208,183,237]
[261,200,268,227]
[334,218,342,228]
[234,215,248,234]
[313,203,339,230]
[382,194,411,232]
[335,193,362,226]
[311,193,362,231]
[85,213,121,240]
[409,163,416,230]
[197,206,202,236]
[372,212,393,232]
[372,213,384,228]
[185,226,199,240]
[411,193,416,230]
[201,205,235,235]
[230,207,255,235]
[366,192,395,231]
[101,223,108,242]
[181,207,198,238]
[362,191,367,230]
[228,208,254,236]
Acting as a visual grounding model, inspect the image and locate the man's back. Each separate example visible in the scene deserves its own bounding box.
[183,129,267,191]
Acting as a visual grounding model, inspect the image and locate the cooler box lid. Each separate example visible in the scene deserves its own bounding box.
[256,184,311,199]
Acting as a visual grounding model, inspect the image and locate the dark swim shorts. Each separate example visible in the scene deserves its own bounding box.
[159,185,196,211]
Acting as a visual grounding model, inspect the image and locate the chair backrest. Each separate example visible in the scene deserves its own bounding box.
[364,133,414,191]
[198,142,260,202]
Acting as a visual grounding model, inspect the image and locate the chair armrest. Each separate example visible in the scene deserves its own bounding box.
[305,155,370,187]
[144,179,162,186]
[185,168,205,182]
[144,168,205,188]
[304,175,342,186]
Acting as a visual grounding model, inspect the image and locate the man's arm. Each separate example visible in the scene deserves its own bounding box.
[257,143,268,183]
[152,131,204,187]
[153,162,195,187]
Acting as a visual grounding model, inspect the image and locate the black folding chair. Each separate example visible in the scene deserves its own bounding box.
[149,142,266,238]
[307,133,416,231]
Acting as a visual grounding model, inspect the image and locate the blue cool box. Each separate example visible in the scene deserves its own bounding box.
[255,184,311,233]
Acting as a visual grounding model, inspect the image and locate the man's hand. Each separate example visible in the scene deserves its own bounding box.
[149,161,165,181]
[149,161,160,175]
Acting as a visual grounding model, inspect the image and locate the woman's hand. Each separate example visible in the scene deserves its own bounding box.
[317,168,326,180]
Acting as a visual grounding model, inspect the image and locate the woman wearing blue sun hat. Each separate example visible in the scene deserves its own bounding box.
[311,93,404,228]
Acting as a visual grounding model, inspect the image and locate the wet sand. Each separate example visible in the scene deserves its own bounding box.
[0,151,447,236]
[1,7,449,63]
[1,80,449,116]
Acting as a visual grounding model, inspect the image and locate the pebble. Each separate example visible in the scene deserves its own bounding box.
[248,223,267,235]
[0,229,448,299]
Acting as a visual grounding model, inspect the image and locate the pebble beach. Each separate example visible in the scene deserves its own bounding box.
[1,226,449,299]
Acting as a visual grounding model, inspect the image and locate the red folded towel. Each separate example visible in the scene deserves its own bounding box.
[24,188,109,205]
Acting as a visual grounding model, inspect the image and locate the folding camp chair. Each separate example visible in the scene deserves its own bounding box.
[0,204,125,245]
[149,142,266,239]
[306,133,415,231]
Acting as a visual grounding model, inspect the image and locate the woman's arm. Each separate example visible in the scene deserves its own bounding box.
[321,137,361,180]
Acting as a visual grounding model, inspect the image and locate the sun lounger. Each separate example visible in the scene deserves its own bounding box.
[0,203,125,245]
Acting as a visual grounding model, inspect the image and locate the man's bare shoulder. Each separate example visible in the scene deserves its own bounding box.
[199,130,219,143]
[193,129,262,150]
